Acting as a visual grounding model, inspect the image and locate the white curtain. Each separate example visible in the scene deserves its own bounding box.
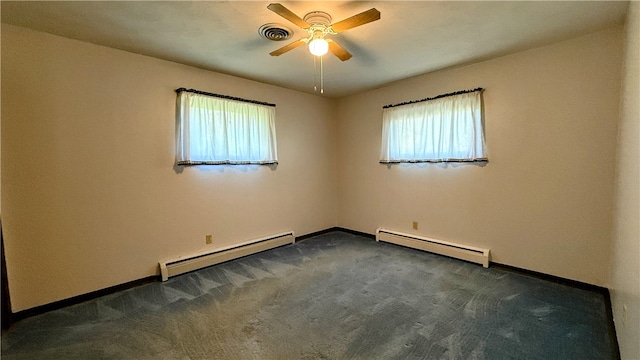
[176,92,278,165]
[380,91,487,163]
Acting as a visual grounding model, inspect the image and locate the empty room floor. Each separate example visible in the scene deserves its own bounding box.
[1,231,617,359]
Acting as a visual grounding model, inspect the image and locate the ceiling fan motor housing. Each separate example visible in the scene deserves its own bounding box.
[303,11,332,26]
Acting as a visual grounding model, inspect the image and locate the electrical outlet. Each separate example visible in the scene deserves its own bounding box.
[206,234,213,244]
[412,221,418,230]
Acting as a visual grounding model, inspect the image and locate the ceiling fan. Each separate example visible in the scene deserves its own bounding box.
[267,3,381,61]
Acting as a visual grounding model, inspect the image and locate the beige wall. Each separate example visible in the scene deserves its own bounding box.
[611,2,640,359]
[336,27,623,287]
[1,25,338,311]
[0,21,631,315]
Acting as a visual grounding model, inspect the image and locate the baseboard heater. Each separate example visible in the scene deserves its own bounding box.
[376,228,490,268]
[159,231,295,281]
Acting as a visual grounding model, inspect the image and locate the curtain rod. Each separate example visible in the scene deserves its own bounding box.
[382,87,484,109]
[175,88,276,107]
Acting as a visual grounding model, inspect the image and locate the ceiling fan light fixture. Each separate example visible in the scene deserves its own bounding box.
[308,38,329,56]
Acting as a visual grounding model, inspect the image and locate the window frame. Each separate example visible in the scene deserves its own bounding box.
[175,89,278,166]
[380,89,487,164]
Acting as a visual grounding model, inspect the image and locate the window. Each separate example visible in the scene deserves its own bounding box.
[175,90,278,165]
[380,89,487,163]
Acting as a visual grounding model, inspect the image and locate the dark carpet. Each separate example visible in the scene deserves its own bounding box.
[1,231,616,359]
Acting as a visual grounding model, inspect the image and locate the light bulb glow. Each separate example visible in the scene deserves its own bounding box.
[309,38,329,56]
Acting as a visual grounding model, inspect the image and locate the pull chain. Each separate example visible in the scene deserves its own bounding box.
[313,56,318,92]
[312,55,325,94]
[320,55,324,94]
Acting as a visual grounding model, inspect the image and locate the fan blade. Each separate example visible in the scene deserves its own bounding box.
[330,8,380,33]
[327,40,352,61]
[270,39,307,56]
[267,3,310,29]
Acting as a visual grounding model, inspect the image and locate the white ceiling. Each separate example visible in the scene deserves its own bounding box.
[1,1,629,98]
